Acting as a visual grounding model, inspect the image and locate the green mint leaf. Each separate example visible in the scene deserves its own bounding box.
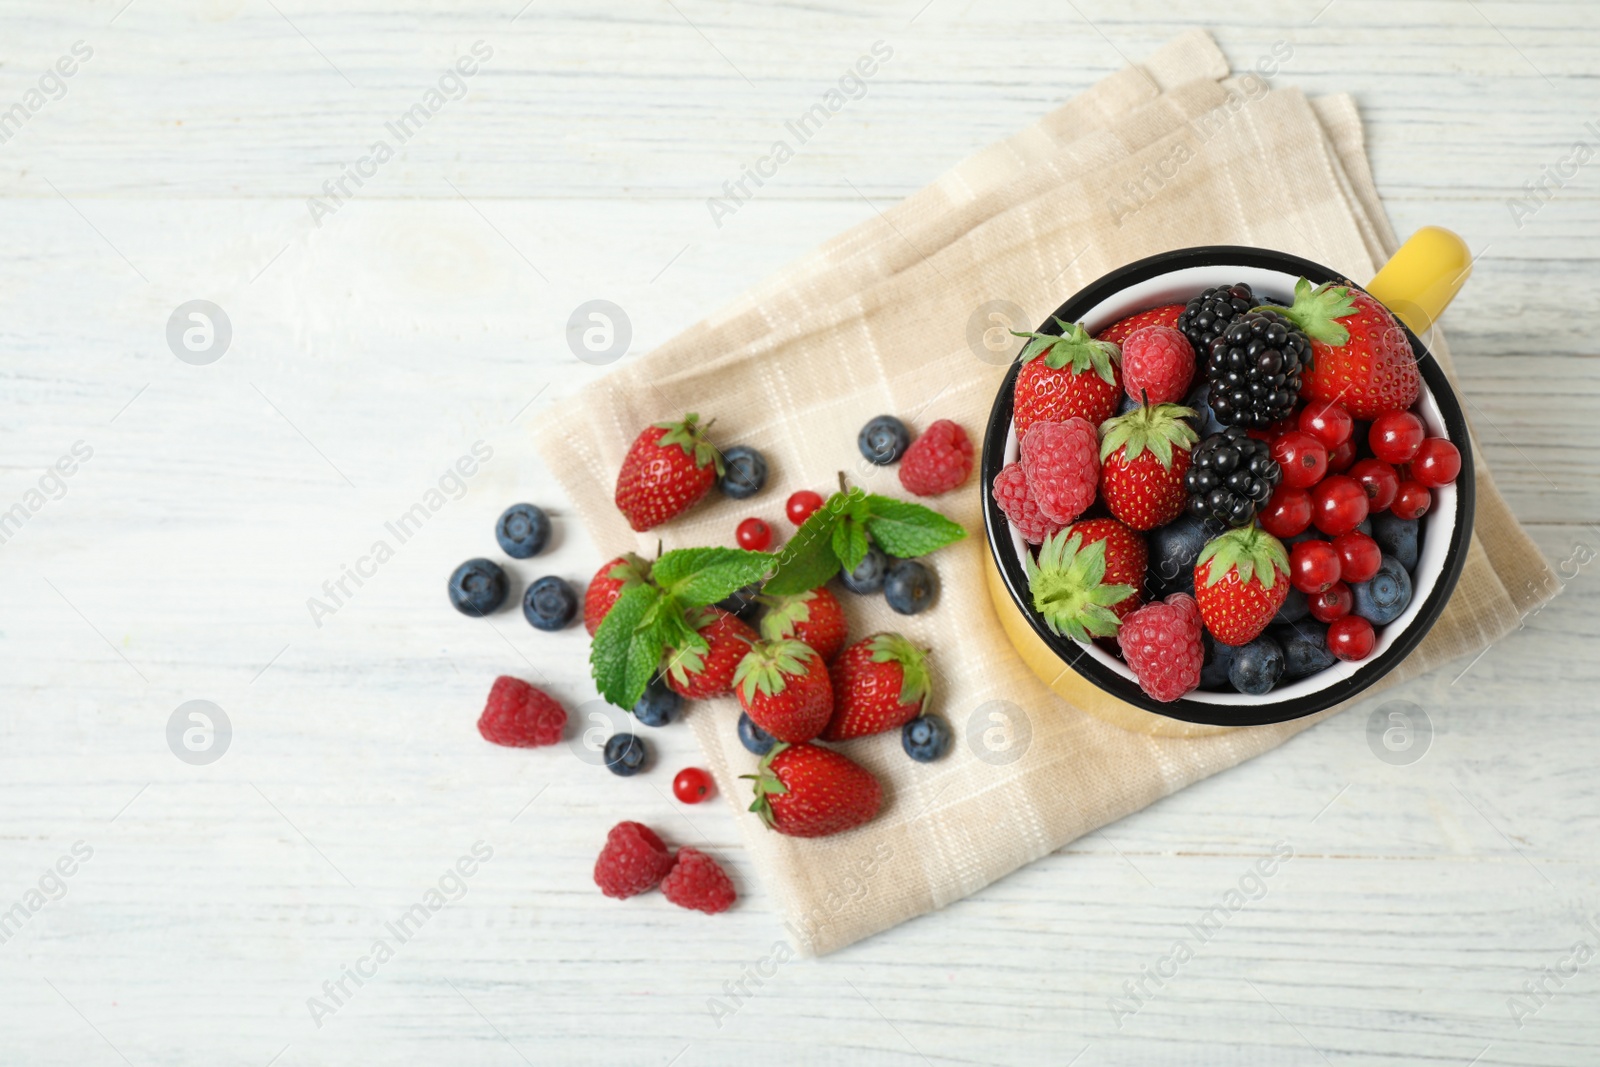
[653,546,775,608]
[589,583,662,708]
[832,514,870,574]
[764,507,843,596]
[862,495,966,558]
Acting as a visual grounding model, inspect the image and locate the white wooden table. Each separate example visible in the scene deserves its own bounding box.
[2,2,1597,1064]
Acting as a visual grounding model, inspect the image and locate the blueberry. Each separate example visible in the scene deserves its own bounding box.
[884,559,935,615]
[1370,512,1420,571]
[1229,634,1285,695]
[1182,381,1225,438]
[1355,517,1373,538]
[522,575,577,631]
[1273,586,1310,625]
[901,716,952,762]
[632,677,681,727]
[719,446,768,500]
[448,558,508,616]
[603,732,648,776]
[1200,632,1238,690]
[839,545,887,595]
[495,503,550,559]
[716,583,764,623]
[1274,623,1336,680]
[1115,393,1141,417]
[1350,554,1412,625]
[737,712,776,756]
[858,415,911,466]
[1146,514,1212,598]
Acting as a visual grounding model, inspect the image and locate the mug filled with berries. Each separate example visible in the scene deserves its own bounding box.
[982,229,1475,733]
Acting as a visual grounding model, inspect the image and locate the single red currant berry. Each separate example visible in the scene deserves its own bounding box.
[1332,530,1382,584]
[735,517,772,551]
[1271,430,1329,490]
[1369,411,1426,465]
[785,490,824,525]
[1326,437,1357,474]
[1311,474,1369,536]
[1309,580,1353,623]
[1259,485,1312,539]
[1391,480,1432,521]
[1298,399,1354,450]
[672,767,713,804]
[1290,539,1343,594]
[1348,458,1400,513]
[1411,438,1461,488]
[1327,615,1376,661]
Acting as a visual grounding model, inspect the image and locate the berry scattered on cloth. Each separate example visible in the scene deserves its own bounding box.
[899,419,974,496]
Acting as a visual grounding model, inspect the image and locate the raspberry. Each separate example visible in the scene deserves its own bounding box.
[659,847,737,914]
[990,462,1064,544]
[1122,325,1196,405]
[477,676,566,747]
[1116,593,1204,702]
[898,419,973,496]
[1019,417,1099,524]
[593,821,676,899]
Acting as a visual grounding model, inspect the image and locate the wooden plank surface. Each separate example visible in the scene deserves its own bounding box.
[0,2,1597,1064]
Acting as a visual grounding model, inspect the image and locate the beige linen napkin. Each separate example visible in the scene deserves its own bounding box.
[536,31,1560,955]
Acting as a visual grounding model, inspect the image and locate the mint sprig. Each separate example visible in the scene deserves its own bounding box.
[589,545,774,709]
[764,485,965,597]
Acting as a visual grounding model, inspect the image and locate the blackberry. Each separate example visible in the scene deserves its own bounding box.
[1203,309,1309,428]
[1177,283,1257,356]
[1185,427,1281,527]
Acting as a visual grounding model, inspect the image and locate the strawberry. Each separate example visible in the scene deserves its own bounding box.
[583,553,653,637]
[664,608,756,700]
[1024,526,1139,641]
[1060,517,1147,619]
[743,742,883,838]
[1267,278,1421,420]
[759,586,848,662]
[614,413,724,532]
[1095,303,1184,345]
[1098,403,1198,531]
[1010,319,1123,435]
[733,639,833,743]
[1193,525,1291,645]
[821,633,930,741]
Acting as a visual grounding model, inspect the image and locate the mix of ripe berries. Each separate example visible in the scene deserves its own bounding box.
[995,277,1462,703]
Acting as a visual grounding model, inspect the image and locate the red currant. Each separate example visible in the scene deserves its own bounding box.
[1259,485,1312,539]
[1327,615,1376,662]
[1327,437,1357,474]
[1411,438,1461,488]
[1391,480,1432,521]
[1311,474,1369,536]
[1271,431,1329,490]
[672,767,713,804]
[1290,539,1342,594]
[785,490,824,525]
[1348,458,1399,513]
[1333,530,1382,584]
[735,517,772,551]
[1369,411,1426,465]
[1298,399,1354,450]
[1309,581,1353,623]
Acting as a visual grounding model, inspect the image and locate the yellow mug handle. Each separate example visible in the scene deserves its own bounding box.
[1365,226,1472,335]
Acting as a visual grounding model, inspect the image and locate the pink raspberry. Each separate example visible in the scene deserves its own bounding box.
[1019,417,1099,524]
[1116,592,1204,702]
[1122,325,1195,405]
[991,463,1064,545]
[899,419,973,496]
[660,847,737,914]
[593,821,676,899]
[478,676,566,747]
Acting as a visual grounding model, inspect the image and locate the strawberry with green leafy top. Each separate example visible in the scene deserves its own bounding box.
[1010,318,1124,435]
[665,608,758,700]
[822,633,930,741]
[733,639,833,743]
[1059,517,1147,620]
[614,413,724,532]
[1024,528,1139,641]
[760,587,848,662]
[1193,525,1291,645]
[1098,402,1198,531]
[1264,278,1422,420]
[584,553,653,637]
[743,741,883,838]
